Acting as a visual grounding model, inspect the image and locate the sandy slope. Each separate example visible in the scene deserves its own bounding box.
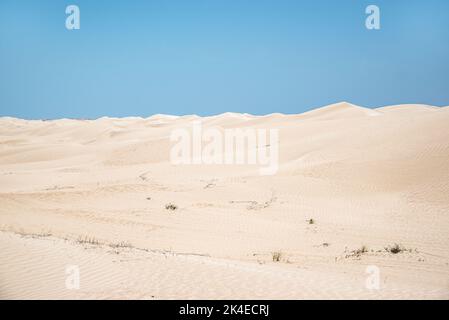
[1,102,449,299]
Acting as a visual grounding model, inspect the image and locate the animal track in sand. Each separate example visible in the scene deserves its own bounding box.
[202,179,218,189]
[44,185,75,191]
[229,191,277,210]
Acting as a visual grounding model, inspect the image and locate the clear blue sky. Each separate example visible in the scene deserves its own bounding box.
[1,0,449,119]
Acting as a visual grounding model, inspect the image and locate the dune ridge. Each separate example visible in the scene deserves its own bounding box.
[2,101,446,122]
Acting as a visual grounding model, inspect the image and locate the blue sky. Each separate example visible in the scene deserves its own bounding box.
[1,0,449,119]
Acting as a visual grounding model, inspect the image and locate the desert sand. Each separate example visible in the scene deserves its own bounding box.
[1,102,449,299]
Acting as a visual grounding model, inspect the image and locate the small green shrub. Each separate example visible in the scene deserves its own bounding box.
[386,243,404,254]
[165,203,178,211]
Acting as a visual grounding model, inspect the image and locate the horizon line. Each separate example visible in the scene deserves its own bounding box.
[1,101,447,121]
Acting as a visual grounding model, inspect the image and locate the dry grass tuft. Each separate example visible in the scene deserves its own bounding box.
[77,236,102,246]
[271,251,283,262]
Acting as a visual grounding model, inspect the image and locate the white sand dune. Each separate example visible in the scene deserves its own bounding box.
[1,102,449,299]
[298,102,381,120]
[376,104,441,114]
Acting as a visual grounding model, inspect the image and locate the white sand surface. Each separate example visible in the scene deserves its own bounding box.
[1,102,449,299]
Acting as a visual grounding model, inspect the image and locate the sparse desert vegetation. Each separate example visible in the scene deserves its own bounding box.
[4,227,53,239]
[109,241,133,249]
[346,245,369,258]
[385,243,412,254]
[271,251,282,262]
[77,235,102,246]
[165,203,178,211]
